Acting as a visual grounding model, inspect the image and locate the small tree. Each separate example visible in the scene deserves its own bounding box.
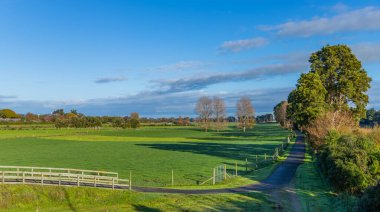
[213,97,226,132]
[195,96,213,132]
[236,97,255,133]
[274,101,289,128]
[129,112,140,129]
[177,116,183,126]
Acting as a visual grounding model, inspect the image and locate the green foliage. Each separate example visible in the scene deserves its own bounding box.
[0,109,20,119]
[319,133,380,194]
[130,118,140,128]
[357,183,380,211]
[288,44,372,127]
[309,44,371,121]
[54,116,102,128]
[287,72,327,126]
[52,109,64,115]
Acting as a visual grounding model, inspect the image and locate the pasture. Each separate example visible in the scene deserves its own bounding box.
[0,123,290,187]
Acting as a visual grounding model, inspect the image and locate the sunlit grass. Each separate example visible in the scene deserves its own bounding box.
[0,124,291,187]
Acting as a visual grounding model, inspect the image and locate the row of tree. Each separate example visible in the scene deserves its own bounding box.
[195,96,255,132]
[273,44,379,200]
[360,108,380,127]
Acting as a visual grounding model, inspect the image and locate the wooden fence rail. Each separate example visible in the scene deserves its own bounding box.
[0,166,130,190]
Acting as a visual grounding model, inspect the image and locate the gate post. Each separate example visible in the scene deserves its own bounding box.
[212,168,215,185]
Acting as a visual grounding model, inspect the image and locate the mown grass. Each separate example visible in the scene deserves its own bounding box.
[295,141,358,211]
[0,184,276,211]
[0,123,291,187]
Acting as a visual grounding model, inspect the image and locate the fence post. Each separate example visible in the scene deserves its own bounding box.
[2,171,4,183]
[112,178,115,190]
[59,174,61,186]
[288,137,290,143]
[245,158,248,173]
[129,171,132,190]
[235,161,238,176]
[77,175,80,187]
[41,173,44,185]
[22,172,25,184]
[171,169,174,186]
[212,168,215,185]
[224,164,227,180]
[94,176,97,187]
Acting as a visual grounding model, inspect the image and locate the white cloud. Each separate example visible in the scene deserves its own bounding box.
[218,37,268,53]
[263,7,380,37]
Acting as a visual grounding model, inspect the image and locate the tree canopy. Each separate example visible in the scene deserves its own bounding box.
[288,45,371,127]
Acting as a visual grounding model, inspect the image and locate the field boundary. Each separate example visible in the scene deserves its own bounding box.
[0,166,131,190]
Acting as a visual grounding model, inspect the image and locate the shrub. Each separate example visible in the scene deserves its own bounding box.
[319,133,380,194]
[357,183,380,211]
[0,109,20,119]
[306,111,356,150]
[129,118,140,129]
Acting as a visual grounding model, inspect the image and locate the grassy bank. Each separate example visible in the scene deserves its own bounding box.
[0,184,276,211]
[295,141,358,211]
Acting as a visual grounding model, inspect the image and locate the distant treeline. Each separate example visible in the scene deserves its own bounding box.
[360,108,380,127]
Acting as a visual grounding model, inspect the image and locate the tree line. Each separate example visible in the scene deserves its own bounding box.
[195,96,255,132]
[273,44,379,209]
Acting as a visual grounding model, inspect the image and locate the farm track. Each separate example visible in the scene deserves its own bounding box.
[2,133,305,195]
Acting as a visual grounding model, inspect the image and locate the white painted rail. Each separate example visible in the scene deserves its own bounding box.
[0,166,130,190]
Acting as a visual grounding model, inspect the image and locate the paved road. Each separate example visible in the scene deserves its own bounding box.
[132,133,306,194]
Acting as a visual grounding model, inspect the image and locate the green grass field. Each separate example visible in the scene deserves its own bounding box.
[0,184,277,211]
[0,123,291,187]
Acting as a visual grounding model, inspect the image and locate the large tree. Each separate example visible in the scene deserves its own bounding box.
[309,44,371,120]
[196,96,213,132]
[212,97,226,132]
[288,44,372,126]
[287,72,327,127]
[236,97,255,133]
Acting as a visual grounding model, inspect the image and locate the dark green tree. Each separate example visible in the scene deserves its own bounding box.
[309,44,371,120]
[287,72,327,127]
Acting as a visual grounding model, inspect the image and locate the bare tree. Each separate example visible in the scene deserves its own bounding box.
[236,97,255,132]
[274,101,289,128]
[196,96,213,132]
[213,97,226,132]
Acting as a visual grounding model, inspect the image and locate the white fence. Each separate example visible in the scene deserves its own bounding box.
[0,166,130,190]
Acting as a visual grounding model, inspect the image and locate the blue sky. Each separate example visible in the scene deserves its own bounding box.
[0,0,379,117]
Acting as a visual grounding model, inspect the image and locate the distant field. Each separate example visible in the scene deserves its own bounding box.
[0,123,290,187]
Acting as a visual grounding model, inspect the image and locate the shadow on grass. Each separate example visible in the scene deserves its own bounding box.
[132,204,162,212]
[136,142,279,161]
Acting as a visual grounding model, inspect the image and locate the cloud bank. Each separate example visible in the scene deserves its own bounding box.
[95,76,127,84]
[155,62,306,94]
[262,7,380,37]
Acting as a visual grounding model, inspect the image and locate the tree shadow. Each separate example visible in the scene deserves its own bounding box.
[132,204,162,212]
[136,142,279,161]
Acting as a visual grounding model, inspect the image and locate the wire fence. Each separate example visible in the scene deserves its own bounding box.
[199,134,295,185]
